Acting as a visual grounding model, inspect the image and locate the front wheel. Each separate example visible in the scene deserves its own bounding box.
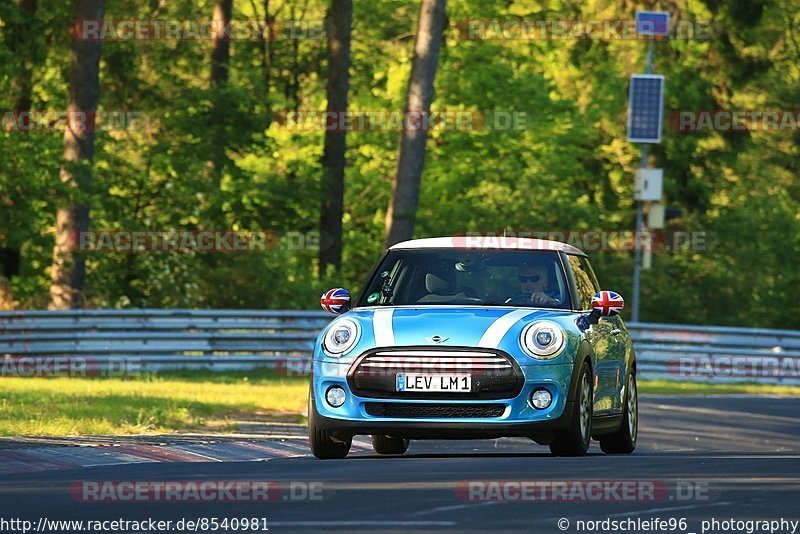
[550,360,593,456]
[599,370,638,454]
[308,391,351,459]
[371,435,410,455]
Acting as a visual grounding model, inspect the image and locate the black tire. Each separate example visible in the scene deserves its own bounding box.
[599,370,638,454]
[308,391,351,459]
[550,360,593,457]
[371,435,410,455]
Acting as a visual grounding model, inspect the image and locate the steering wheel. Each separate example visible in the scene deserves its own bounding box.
[505,293,529,305]
[505,292,561,306]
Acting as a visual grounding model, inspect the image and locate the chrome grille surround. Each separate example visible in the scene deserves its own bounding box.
[347,346,523,400]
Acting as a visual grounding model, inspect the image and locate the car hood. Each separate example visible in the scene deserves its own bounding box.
[342,306,578,350]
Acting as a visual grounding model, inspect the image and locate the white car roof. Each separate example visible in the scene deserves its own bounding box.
[389,236,586,256]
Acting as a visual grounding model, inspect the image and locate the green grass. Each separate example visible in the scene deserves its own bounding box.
[1,371,798,437]
[0,368,309,436]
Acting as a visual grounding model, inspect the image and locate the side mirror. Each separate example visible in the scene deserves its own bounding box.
[320,288,351,315]
[591,290,624,318]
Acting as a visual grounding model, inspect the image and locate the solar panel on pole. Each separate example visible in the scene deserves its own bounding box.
[627,74,665,143]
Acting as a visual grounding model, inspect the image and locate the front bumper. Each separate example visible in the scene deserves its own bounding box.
[310,358,577,441]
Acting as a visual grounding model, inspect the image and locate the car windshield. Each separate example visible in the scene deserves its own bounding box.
[357,249,571,309]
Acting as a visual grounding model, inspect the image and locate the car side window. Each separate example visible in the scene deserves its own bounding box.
[580,257,602,294]
[567,255,597,310]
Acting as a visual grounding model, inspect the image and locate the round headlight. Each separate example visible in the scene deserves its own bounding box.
[521,321,565,359]
[322,318,360,357]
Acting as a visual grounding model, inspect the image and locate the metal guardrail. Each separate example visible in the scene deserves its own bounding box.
[0,310,331,373]
[626,322,800,385]
[1,310,798,384]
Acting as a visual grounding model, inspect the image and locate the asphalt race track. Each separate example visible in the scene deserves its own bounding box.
[0,395,798,534]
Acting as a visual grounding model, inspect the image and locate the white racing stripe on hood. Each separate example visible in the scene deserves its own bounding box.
[477,309,537,348]
[373,308,395,346]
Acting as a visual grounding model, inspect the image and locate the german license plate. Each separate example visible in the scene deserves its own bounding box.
[396,373,471,392]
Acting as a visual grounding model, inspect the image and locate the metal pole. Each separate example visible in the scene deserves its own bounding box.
[631,39,654,323]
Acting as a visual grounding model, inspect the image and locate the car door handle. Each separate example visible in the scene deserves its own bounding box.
[610,328,621,336]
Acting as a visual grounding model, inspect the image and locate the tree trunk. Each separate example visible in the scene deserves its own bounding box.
[48,0,104,310]
[318,0,352,273]
[383,0,447,248]
[287,5,301,114]
[211,0,232,87]
[210,0,233,185]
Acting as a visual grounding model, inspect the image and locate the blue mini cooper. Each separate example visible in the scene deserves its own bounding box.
[309,237,637,458]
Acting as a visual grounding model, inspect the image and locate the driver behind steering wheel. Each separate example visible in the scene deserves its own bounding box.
[505,263,560,307]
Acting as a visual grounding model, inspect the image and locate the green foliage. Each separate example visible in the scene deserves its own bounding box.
[0,0,797,327]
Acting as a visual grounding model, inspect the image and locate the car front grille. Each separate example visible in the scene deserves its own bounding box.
[348,347,523,400]
[364,402,506,419]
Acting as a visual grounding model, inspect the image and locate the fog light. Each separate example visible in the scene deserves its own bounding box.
[530,388,552,409]
[326,386,346,408]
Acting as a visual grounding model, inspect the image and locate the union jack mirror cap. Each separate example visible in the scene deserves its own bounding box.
[321,288,351,315]
[591,290,625,317]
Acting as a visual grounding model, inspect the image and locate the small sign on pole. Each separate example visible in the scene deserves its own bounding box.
[635,11,671,37]
[642,235,653,270]
[648,203,666,229]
